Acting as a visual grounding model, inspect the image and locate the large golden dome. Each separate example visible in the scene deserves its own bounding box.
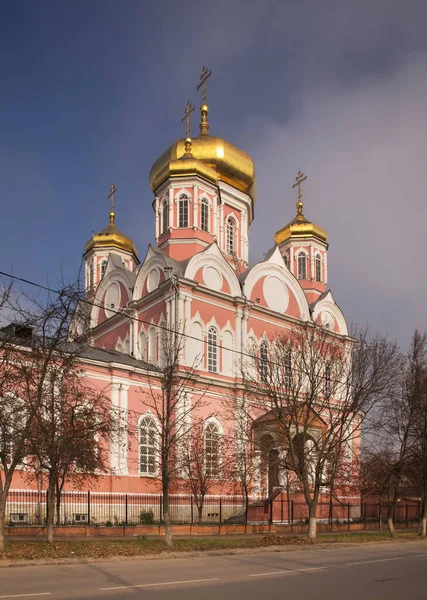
[85,211,139,259]
[149,109,256,201]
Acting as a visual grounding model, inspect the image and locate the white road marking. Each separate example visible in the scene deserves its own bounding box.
[0,595,50,599]
[249,567,327,577]
[347,557,402,566]
[100,578,219,591]
[415,554,427,557]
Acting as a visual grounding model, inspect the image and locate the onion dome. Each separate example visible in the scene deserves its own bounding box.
[84,209,139,259]
[149,104,256,201]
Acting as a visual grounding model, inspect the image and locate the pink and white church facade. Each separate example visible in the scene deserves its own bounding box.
[65,95,354,501]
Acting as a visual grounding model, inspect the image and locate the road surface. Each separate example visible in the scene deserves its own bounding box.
[1,540,427,599]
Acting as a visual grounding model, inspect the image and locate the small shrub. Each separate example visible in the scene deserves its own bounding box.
[139,510,154,525]
[105,520,113,527]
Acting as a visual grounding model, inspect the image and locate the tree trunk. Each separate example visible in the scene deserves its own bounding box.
[387,491,398,538]
[162,485,172,547]
[0,493,6,553]
[46,479,56,543]
[419,498,427,537]
[307,501,317,540]
[197,504,203,525]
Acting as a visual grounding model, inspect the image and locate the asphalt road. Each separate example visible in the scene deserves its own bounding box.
[1,540,427,600]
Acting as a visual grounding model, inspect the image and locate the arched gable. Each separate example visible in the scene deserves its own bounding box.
[90,255,133,328]
[133,245,168,301]
[311,292,348,336]
[242,247,310,321]
[184,243,241,297]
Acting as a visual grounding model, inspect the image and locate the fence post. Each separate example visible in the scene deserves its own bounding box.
[405,503,408,529]
[348,503,351,531]
[379,499,382,533]
[46,490,49,525]
[87,491,91,526]
[219,497,222,525]
[125,494,128,526]
[281,496,284,523]
[190,496,194,525]
[363,502,366,531]
[291,500,294,533]
[160,495,163,524]
[269,498,273,526]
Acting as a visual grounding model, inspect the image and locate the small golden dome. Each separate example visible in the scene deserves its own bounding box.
[85,212,139,259]
[150,134,256,201]
[275,213,327,245]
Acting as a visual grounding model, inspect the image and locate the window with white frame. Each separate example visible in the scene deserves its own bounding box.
[139,415,157,475]
[207,326,218,373]
[204,421,221,477]
[101,260,107,279]
[226,217,235,254]
[297,252,307,280]
[179,194,189,228]
[284,347,292,388]
[315,254,322,282]
[162,198,168,234]
[200,197,209,232]
[325,363,332,397]
[260,340,269,383]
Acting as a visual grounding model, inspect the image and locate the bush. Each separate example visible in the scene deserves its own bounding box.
[139,510,154,525]
[105,520,113,527]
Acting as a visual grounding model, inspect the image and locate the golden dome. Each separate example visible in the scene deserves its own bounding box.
[149,124,256,201]
[275,209,327,245]
[85,212,139,259]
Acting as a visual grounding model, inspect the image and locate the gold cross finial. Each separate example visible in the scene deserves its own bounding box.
[108,183,117,224]
[197,66,212,135]
[292,171,307,216]
[181,100,195,140]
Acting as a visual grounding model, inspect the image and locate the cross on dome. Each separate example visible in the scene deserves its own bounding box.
[108,183,117,224]
[197,66,212,135]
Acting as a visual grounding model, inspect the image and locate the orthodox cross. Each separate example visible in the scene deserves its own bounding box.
[197,66,212,104]
[181,100,195,138]
[292,171,307,214]
[108,183,117,223]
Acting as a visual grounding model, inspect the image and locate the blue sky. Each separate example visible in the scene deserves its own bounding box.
[1,1,426,346]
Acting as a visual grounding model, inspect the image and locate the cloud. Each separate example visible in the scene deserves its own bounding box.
[245,52,427,344]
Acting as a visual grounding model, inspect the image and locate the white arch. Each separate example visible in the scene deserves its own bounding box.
[312,293,348,336]
[184,243,241,297]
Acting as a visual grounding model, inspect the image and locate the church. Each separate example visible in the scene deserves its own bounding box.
[73,70,351,503]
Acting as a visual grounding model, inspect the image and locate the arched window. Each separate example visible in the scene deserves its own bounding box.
[297,252,307,280]
[139,416,157,475]
[148,327,156,363]
[101,260,107,279]
[200,197,209,232]
[325,363,332,397]
[204,421,221,477]
[226,217,235,254]
[284,347,292,388]
[162,198,168,234]
[89,261,94,288]
[315,254,322,282]
[139,330,147,361]
[207,326,218,373]
[260,340,269,383]
[179,194,189,228]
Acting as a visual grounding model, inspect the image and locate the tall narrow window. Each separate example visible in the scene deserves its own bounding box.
[260,341,269,383]
[315,254,322,282]
[205,421,221,477]
[283,254,289,268]
[140,416,157,475]
[325,364,332,397]
[89,262,94,288]
[284,347,292,388]
[179,194,189,228]
[297,252,306,280]
[226,217,234,254]
[101,260,107,278]
[207,326,218,373]
[201,197,209,232]
[162,198,168,234]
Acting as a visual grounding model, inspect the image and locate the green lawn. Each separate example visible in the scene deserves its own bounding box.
[0,531,423,562]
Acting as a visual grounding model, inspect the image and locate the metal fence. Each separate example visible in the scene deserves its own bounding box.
[5,490,246,527]
[5,490,421,530]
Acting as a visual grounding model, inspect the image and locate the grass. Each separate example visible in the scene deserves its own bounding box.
[0,531,423,563]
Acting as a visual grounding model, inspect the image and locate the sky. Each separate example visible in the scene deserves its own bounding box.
[1,0,426,348]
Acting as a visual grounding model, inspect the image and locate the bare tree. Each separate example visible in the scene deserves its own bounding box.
[241,323,400,539]
[138,325,208,546]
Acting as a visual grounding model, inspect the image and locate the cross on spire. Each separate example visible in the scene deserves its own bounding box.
[181,100,195,139]
[108,183,117,224]
[292,171,307,215]
[197,66,212,105]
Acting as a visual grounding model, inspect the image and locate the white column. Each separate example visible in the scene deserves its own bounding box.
[290,246,295,276]
[154,197,159,240]
[219,204,224,250]
[193,185,198,228]
[169,187,174,229]
[324,251,328,285]
[213,195,218,239]
[310,244,314,280]
[110,383,121,472]
[119,384,129,474]
[235,307,242,372]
